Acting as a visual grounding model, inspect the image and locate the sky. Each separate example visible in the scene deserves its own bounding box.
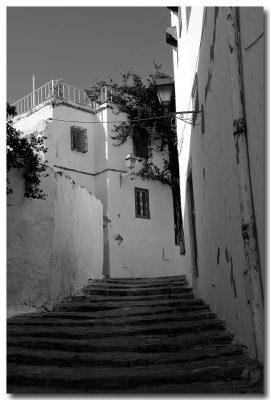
[7,6,174,105]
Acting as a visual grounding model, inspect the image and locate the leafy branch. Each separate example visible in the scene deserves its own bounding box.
[7,103,48,200]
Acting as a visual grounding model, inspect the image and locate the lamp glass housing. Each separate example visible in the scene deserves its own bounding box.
[156,77,173,107]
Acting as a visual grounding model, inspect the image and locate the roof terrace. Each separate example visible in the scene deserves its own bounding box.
[11,79,113,116]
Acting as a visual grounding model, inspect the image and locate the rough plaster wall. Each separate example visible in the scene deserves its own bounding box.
[173,7,262,358]
[7,168,55,316]
[51,170,103,302]
[239,7,265,292]
[7,167,103,317]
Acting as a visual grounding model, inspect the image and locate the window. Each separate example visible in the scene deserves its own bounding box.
[135,188,150,219]
[133,130,148,158]
[71,126,88,153]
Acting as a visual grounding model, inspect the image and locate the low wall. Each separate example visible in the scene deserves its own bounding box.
[7,166,103,317]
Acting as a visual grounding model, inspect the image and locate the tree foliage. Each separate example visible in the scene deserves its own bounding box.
[7,103,48,200]
[86,63,178,186]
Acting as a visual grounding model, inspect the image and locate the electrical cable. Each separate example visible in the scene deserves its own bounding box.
[49,112,195,125]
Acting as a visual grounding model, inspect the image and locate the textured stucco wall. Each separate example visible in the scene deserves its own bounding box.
[171,7,264,358]
[7,166,103,317]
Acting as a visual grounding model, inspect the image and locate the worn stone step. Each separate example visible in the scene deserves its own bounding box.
[8,309,217,328]
[90,279,189,290]
[9,304,210,323]
[105,275,187,283]
[54,297,205,312]
[7,354,257,391]
[7,344,246,368]
[82,285,192,297]
[65,292,194,305]
[7,318,225,340]
[104,380,263,394]
[7,380,264,394]
[7,330,233,353]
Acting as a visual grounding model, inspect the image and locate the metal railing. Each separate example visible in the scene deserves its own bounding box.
[11,80,103,116]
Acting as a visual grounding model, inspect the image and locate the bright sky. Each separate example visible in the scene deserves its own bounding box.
[7,6,173,104]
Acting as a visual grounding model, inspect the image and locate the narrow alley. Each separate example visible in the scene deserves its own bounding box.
[7,275,263,394]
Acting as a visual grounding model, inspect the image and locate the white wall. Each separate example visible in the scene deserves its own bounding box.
[171,6,264,358]
[14,101,98,195]
[7,166,103,317]
[94,103,185,278]
[12,96,187,280]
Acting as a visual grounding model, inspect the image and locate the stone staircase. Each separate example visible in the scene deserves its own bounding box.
[7,275,263,394]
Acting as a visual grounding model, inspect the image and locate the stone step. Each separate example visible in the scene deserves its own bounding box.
[82,286,192,297]
[65,291,194,304]
[9,304,210,321]
[8,309,217,327]
[7,354,257,391]
[7,344,246,368]
[7,330,233,353]
[104,275,187,283]
[54,297,205,312]
[7,381,264,394]
[91,279,189,290]
[7,318,225,340]
[81,285,192,297]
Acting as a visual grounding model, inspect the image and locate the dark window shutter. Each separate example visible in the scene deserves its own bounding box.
[133,130,148,158]
[70,126,88,153]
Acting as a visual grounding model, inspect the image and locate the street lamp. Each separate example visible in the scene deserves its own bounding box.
[120,153,137,186]
[156,77,174,113]
[156,76,204,133]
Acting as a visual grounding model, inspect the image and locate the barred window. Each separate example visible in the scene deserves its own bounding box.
[71,126,88,153]
[135,188,150,219]
[133,130,148,158]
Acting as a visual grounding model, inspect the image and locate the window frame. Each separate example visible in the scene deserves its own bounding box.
[70,126,88,153]
[134,187,150,219]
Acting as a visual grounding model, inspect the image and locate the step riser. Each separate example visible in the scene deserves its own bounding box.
[7,365,247,391]
[54,299,205,312]
[82,287,192,296]
[77,292,194,301]
[7,346,245,368]
[7,332,233,353]
[8,312,217,327]
[8,322,225,340]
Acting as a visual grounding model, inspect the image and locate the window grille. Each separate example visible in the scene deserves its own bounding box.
[133,130,148,158]
[71,126,88,153]
[135,188,150,219]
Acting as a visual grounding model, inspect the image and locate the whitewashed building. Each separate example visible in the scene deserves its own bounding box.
[12,81,185,279]
[166,7,264,360]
